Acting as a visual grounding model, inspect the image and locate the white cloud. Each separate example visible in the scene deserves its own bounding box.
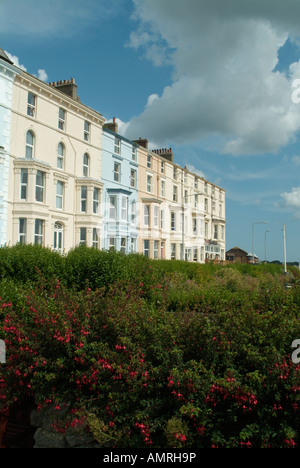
[5,51,48,82]
[123,0,300,155]
[185,164,205,180]
[281,186,300,209]
[5,51,26,71]
[146,94,159,108]
[291,155,300,165]
[37,69,48,82]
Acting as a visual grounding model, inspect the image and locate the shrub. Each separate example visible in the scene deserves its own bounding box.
[0,244,63,284]
[0,246,300,448]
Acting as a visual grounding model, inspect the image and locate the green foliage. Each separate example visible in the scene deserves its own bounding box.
[0,243,63,283]
[0,245,299,448]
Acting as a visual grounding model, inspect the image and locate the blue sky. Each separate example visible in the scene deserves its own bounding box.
[2,0,300,263]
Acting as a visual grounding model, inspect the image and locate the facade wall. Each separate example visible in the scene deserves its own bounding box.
[7,71,105,252]
[0,60,20,245]
[101,127,138,253]
[0,55,225,263]
[137,145,226,262]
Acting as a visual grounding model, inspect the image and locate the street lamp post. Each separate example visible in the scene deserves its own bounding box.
[282,224,287,275]
[252,221,268,263]
[264,229,270,263]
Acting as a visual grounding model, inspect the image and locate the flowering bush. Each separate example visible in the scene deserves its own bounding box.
[0,246,299,448]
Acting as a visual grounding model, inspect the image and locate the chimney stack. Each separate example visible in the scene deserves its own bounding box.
[132,138,148,149]
[152,147,174,162]
[103,117,119,133]
[49,78,80,102]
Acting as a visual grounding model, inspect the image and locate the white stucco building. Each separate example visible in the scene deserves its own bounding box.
[0,48,225,262]
[5,62,105,252]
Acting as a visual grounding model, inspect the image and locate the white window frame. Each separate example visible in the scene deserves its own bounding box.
[34,219,44,245]
[121,196,128,221]
[109,195,117,219]
[171,243,176,260]
[92,228,99,249]
[154,240,159,259]
[120,237,127,254]
[130,169,137,188]
[144,205,150,226]
[131,201,136,224]
[114,137,121,155]
[114,162,120,182]
[109,237,116,250]
[132,147,137,161]
[54,222,63,252]
[171,212,176,231]
[27,92,36,117]
[93,187,99,214]
[173,185,178,202]
[161,180,165,197]
[26,130,34,159]
[84,121,90,141]
[81,186,87,212]
[80,227,87,246]
[58,108,66,130]
[160,209,164,229]
[56,180,64,210]
[154,206,159,227]
[147,174,153,193]
[83,153,89,177]
[57,143,64,169]
[143,240,149,257]
[20,168,28,200]
[19,218,27,244]
[35,171,45,203]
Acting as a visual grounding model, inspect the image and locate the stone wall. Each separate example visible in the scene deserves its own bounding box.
[30,404,101,449]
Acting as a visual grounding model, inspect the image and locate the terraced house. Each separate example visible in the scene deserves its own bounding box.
[0,48,225,262]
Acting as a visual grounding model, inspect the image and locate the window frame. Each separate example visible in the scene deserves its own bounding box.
[58,108,66,131]
[83,153,89,177]
[114,162,120,182]
[20,168,28,200]
[84,121,90,141]
[57,143,65,169]
[143,239,150,257]
[56,180,64,210]
[93,187,99,214]
[130,168,137,188]
[27,92,36,118]
[80,227,87,246]
[144,205,150,226]
[121,196,128,221]
[81,186,87,212]
[92,228,99,249]
[25,130,34,159]
[35,170,45,203]
[114,137,121,155]
[54,222,63,252]
[19,218,27,244]
[34,219,44,246]
[109,195,117,219]
[147,174,153,193]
